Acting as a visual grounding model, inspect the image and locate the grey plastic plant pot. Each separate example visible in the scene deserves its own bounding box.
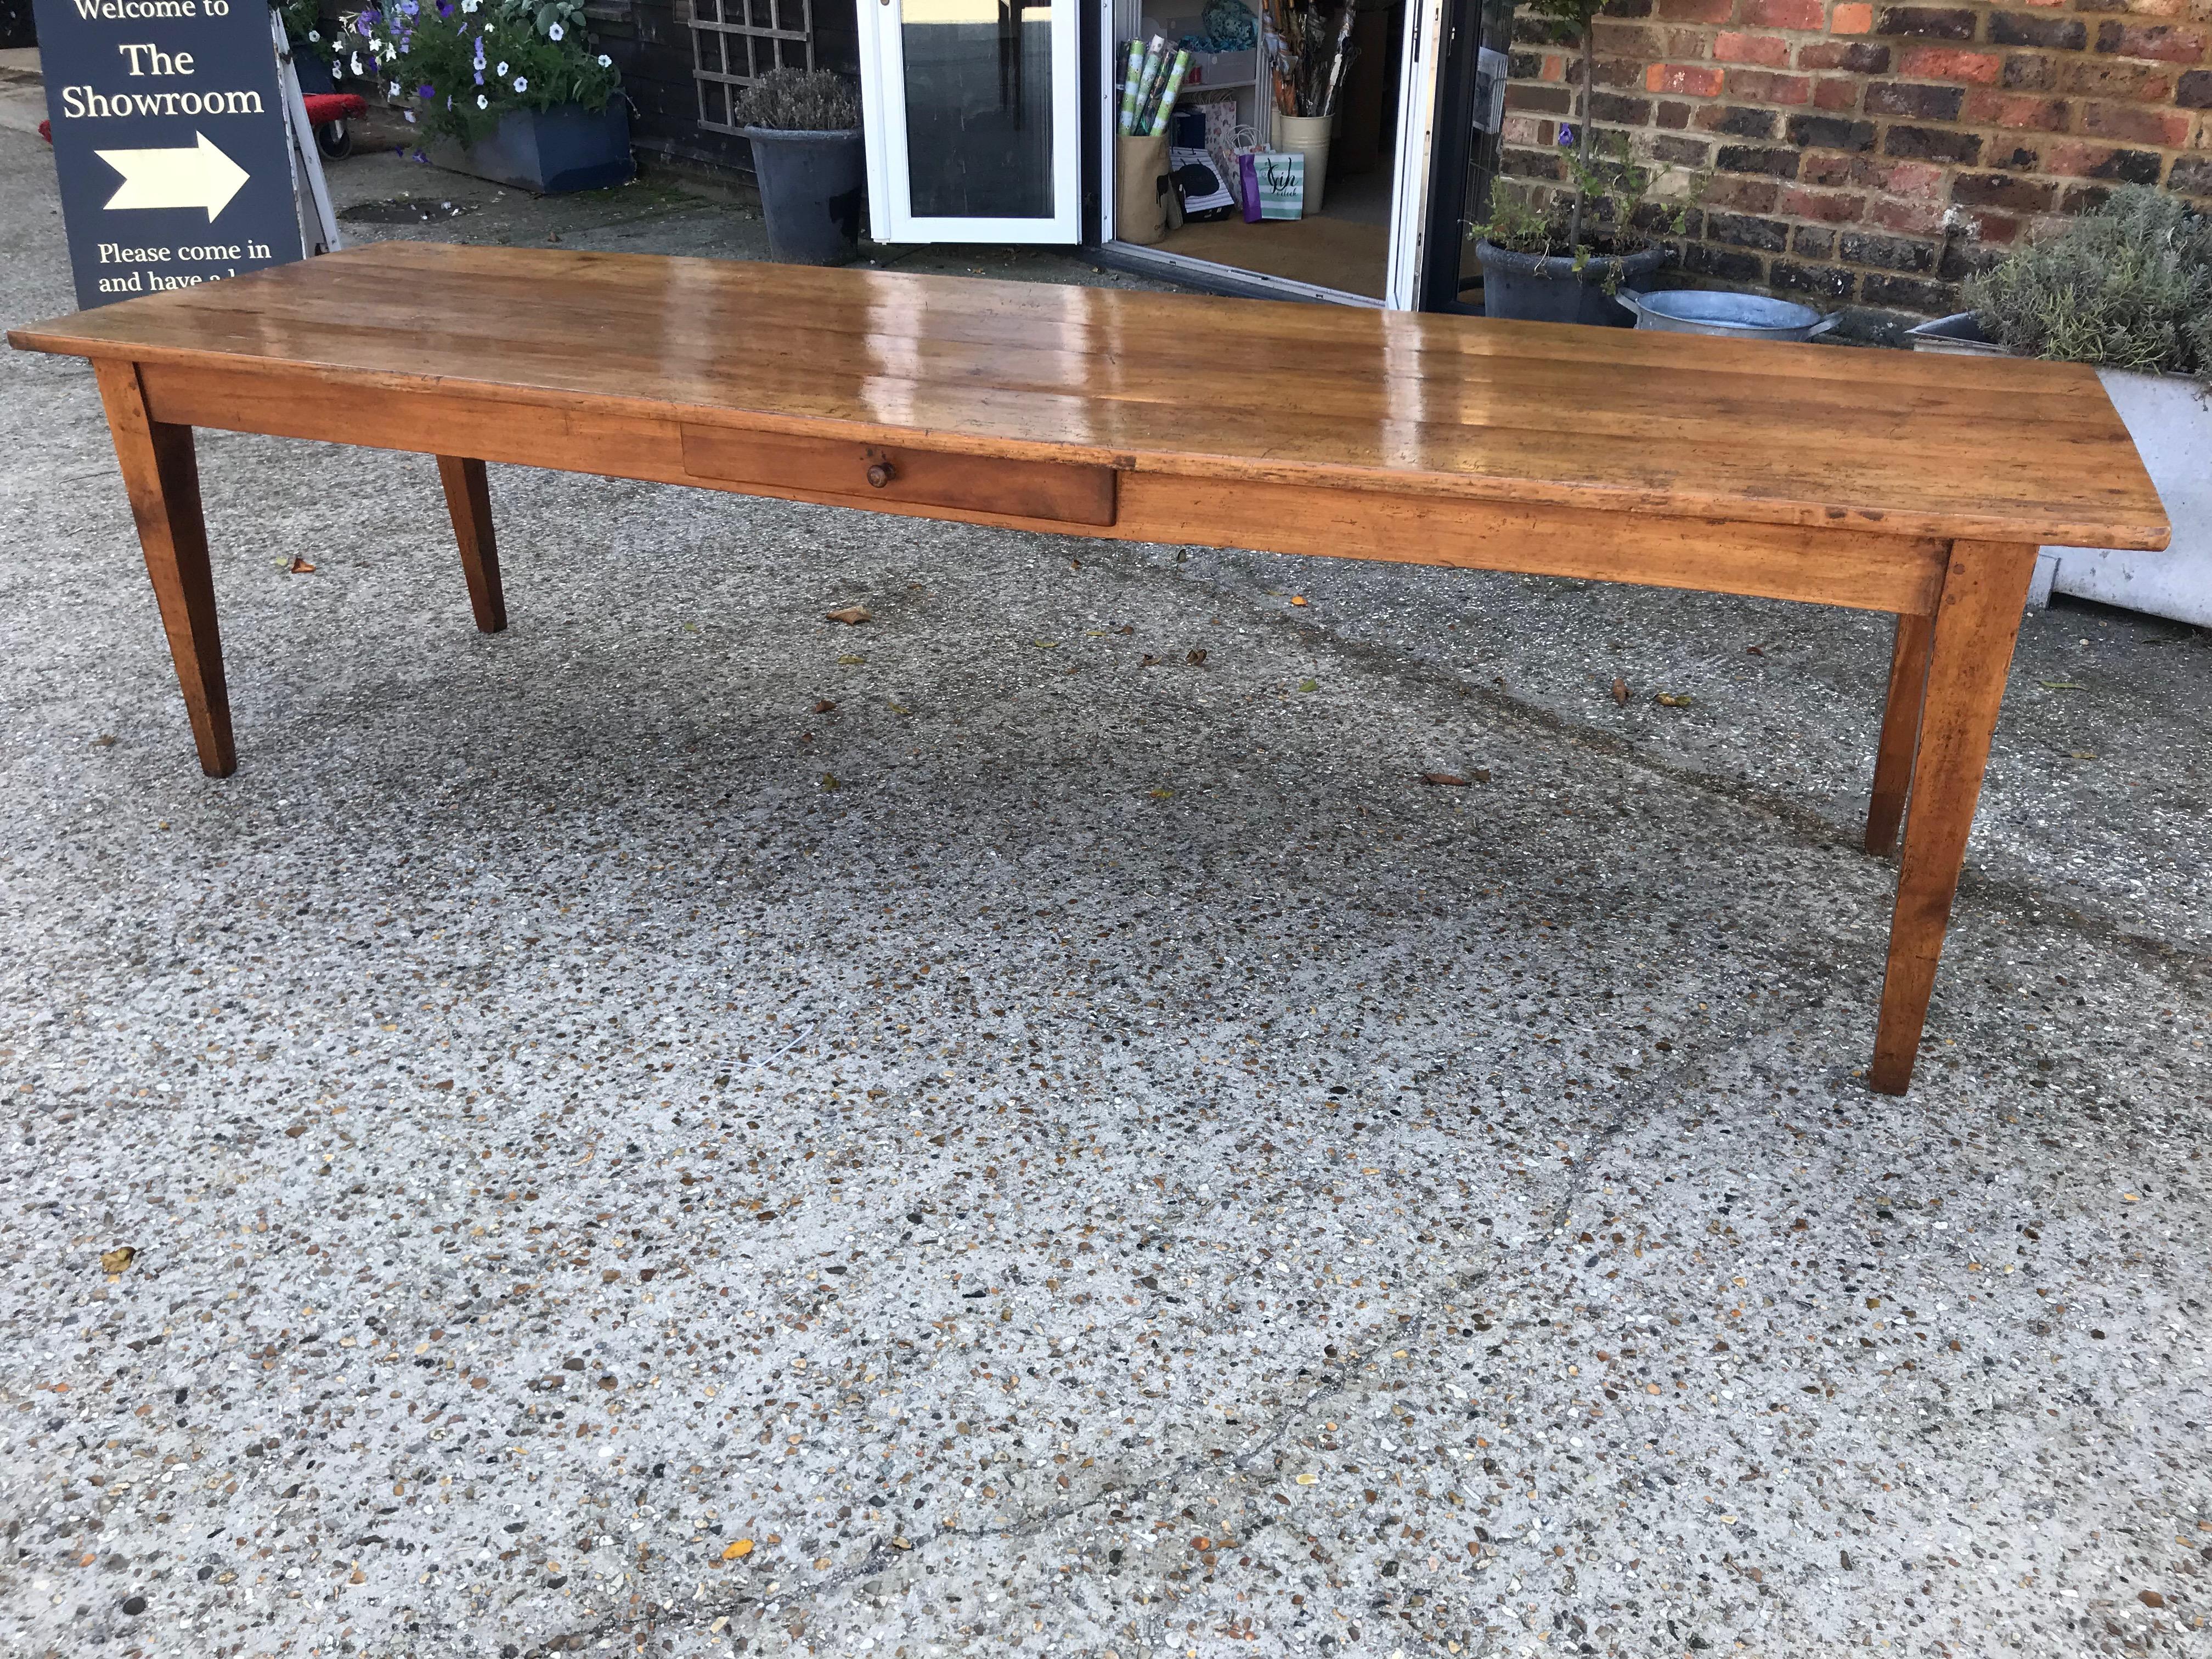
[742,126,865,266]
[1472,240,1671,328]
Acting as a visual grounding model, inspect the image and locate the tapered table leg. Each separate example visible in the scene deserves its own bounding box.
[437,455,506,633]
[1868,540,2038,1094]
[1865,610,1933,855]
[93,359,234,778]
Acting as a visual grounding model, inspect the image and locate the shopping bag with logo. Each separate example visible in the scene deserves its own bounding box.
[1246,149,1304,221]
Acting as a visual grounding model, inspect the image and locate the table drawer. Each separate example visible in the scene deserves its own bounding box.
[680,426,1118,527]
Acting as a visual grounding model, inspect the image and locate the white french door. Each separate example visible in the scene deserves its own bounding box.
[1383,0,1448,309]
[858,0,1084,243]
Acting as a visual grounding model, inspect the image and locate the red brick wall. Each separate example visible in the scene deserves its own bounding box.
[1497,0,2212,334]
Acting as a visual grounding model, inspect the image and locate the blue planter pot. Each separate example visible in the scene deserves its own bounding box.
[434,100,634,194]
[291,42,336,97]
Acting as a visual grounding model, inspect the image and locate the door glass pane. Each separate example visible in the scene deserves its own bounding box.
[901,0,1055,218]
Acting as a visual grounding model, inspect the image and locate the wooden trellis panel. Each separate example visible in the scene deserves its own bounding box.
[691,0,815,132]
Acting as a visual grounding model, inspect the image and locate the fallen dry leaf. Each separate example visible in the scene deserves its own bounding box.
[836,654,866,666]
[92,735,116,748]
[825,606,872,625]
[1290,596,1308,607]
[1033,640,1059,650]
[1149,787,1174,800]
[1297,679,1319,693]
[1421,772,1469,787]
[100,1246,136,1275]
[1186,648,1207,666]
[1746,644,1765,656]
[813,699,836,714]
[1611,677,1629,704]
[722,1539,754,1561]
[1654,692,1693,708]
[287,556,317,574]
[820,773,842,792]
[1116,624,1134,635]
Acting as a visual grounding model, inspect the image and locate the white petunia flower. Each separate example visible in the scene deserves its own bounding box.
[495,60,508,74]
[477,92,489,107]
[349,52,363,74]
[512,74,528,90]
[307,27,319,40]
[389,80,400,96]
[547,20,562,38]
[597,52,611,65]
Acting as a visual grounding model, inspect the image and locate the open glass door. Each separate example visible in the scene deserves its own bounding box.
[859,0,1084,242]
[1094,0,1444,308]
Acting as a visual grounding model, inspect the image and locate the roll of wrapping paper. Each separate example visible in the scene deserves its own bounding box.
[1146,49,1192,136]
[1129,35,1169,139]
[1116,38,1146,134]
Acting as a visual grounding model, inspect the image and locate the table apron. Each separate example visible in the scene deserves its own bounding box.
[136,358,1948,616]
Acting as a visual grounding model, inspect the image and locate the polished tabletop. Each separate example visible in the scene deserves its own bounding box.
[10,240,2171,550]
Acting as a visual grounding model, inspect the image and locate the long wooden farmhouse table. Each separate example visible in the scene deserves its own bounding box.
[9,242,2171,1093]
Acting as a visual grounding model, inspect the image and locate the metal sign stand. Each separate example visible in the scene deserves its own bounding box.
[270,10,342,256]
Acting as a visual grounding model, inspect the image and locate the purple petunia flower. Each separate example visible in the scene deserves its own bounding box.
[418,82,433,97]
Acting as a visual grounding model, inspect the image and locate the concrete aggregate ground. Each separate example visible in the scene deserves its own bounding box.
[2,112,2210,1659]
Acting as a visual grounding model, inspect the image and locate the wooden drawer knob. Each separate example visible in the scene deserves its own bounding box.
[866,460,896,489]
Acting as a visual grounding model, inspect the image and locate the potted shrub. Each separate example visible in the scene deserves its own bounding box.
[1469,0,1685,325]
[276,0,338,94]
[735,69,865,266]
[1911,188,2210,627]
[342,0,631,194]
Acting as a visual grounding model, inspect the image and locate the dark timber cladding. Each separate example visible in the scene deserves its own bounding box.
[583,0,860,173]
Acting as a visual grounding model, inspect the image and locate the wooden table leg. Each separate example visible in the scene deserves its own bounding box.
[93,359,234,778]
[437,455,506,633]
[1868,540,2037,1094]
[1865,610,1933,855]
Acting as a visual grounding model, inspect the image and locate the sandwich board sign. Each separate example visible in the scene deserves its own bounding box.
[35,0,307,309]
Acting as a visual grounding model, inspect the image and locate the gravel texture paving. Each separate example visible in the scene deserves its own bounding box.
[3,117,2210,1659]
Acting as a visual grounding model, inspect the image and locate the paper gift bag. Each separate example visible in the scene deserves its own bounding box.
[1249,150,1304,221]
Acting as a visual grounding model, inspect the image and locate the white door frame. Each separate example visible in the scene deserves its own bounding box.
[1383,0,1447,310]
[859,0,1085,244]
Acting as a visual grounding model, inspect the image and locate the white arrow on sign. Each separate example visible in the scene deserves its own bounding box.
[94,131,251,222]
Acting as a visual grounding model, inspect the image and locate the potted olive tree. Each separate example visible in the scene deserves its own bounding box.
[1910,188,2211,626]
[1470,0,1684,325]
[346,0,631,194]
[736,69,864,266]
